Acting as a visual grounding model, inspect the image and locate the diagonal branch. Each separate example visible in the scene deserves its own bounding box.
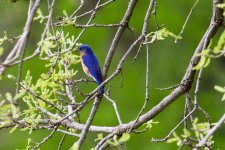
[102,0,138,79]
[0,0,42,75]
[195,113,225,148]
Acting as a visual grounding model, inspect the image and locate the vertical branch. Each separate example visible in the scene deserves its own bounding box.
[76,96,102,149]
[10,0,42,118]
[128,0,155,132]
[128,43,149,132]
[13,0,34,115]
[194,67,204,105]
[64,63,77,121]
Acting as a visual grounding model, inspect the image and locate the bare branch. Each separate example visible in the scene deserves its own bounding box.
[104,94,123,125]
[31,125,59,150]
[195,113,225,148]
[77,96,102,149]
[102,0,138,79]
[0,0,42,75]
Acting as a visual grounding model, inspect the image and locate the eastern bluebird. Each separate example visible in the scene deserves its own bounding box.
[78,44,104,94]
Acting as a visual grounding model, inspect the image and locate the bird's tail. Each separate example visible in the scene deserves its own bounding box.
[96,80,104,94]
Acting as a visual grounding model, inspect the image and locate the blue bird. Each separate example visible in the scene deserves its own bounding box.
[78,44,104,94]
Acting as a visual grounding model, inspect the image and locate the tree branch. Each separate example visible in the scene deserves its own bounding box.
[102,0,138,79]
[195,113,225,148]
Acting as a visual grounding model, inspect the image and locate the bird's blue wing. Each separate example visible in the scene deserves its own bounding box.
[82,54,103,85]
[82,54,104,93]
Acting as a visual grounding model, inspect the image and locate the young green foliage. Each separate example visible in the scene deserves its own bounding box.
[214,85,225,101]
[107,133,131,146]
[147,28,182,43]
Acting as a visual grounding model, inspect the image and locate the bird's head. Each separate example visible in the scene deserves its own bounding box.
[78,44,93,55]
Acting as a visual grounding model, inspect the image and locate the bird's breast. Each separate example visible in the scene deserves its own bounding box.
[81,58,91,76]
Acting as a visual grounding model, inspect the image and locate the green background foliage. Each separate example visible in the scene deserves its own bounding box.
[0,0,224,149]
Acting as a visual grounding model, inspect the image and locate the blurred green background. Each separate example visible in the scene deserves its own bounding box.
[0,0,225,149]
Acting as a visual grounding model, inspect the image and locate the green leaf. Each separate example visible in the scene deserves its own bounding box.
[192,52,210,70]
[95,133,103,141]
[166,137,178,143]
[222,94,225,101]
[7,74,16,80]
[204,57,211,68]
[29,126,33,134]
[0,47,3,56]
[0,99,5,106]
[215,85,225,101]
[26,138,32,150]
[214,85,225,93]
[5,92,13,102]
[0,104,11,114]
[214,30,225,53]
[150,28,182,43]
[146,119,159,130]
[24,70,32,86]
[181,129,191,138]
[63,10,68,18]
[118,133,130,143]
[11,104,19,118]
[10,125,18,133]
[193,118,199,125]
[166,132,182,146]
[70,142,78,150]
[217,3,225,8]
[34,9,45,23]
[195,122,210,134]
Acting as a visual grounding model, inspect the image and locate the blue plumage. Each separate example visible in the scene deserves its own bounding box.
[78,44,104,93]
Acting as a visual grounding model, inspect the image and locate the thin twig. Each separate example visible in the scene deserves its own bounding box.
[152,108,196,143]
[155,83,180,91]
[194,67,204,105]
[55,23,122,28]
[69,0,84,19]
[57,133,66,150]
[31,125,59,150]
[210,50,225,58]
[37,106,60,119]
[175,0,200,43]
[56,129,79,137]
[76,0,115,18]
[0,0,42,75]
[2,0,56,70]
[128,42,150,132]
[132,43,143,62]
[104,94,122,125]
